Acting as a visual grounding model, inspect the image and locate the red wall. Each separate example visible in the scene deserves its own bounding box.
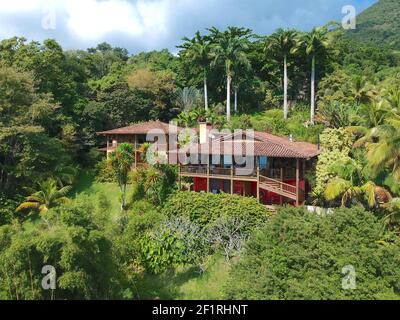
[193,177,207,192]
[192,178,306,205]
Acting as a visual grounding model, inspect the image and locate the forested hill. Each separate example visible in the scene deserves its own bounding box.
[346,0,400,49]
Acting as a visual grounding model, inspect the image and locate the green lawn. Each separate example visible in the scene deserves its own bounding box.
[135,255,231,300]
[73,170,132,219]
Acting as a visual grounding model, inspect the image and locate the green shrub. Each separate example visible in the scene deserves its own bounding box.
[224,206,400,300]
[162,191,270,231]
[95,159,116,183]
[0,193,19,225]
[138,217,207,274]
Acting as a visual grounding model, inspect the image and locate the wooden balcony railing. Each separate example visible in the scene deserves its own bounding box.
[259,175,297,197]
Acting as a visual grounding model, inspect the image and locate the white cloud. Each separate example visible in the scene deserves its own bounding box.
[0,0,377,52]
[0,0,42,12]
[65,0,168,39]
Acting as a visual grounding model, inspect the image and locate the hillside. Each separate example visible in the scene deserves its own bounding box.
[347,0,400,49]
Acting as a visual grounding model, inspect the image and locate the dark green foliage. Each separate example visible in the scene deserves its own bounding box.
[225,206,400,300]
[162,191,270,231]
[131,165,177,206]
[346,0,400,50]
[0,199,121,300]
[95,159,116,183]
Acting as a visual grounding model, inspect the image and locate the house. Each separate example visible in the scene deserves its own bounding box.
[98,120,184,167]
[98,120,320,206]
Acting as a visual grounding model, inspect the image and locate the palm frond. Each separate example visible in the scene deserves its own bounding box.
[16,202,40,212]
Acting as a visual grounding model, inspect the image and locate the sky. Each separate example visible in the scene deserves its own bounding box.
[0,0,377,53]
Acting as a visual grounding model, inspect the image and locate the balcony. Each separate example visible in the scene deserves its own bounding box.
[179,165,257,181]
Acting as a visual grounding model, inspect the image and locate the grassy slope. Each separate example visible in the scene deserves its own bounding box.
[73,170,129,219]
[73,171,230,300]
[135,255,230,300]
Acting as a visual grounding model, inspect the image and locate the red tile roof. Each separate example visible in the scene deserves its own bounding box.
[98,121,184,135]
[175,131,320,159]
[99,121,320,159]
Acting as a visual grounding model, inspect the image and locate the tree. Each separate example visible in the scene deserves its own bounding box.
[359,121,400,181]
[225,206,400,300]
[110,143,134,210]
[324,158,392,208]
[293,23,336,124]
[15,179,71,215]
[174,86,202,111]
[211,27,251,122]
[265,29,297,119]
[178,32,212,110]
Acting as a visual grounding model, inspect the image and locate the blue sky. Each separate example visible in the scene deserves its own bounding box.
[0,0,377,53]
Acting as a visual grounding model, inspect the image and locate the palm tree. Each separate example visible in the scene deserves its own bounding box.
[110,143,134,210]
[179,32,212,110]
[360,121,400,181]
[324,158,392,208]
[211,27,251,122]
[350,75,377,105]
[232,60,251,114]
[384,86,400,113]
[16,179,71,215]
[293,23,336,124]
[174,86,202,111]
[265,29,297,119]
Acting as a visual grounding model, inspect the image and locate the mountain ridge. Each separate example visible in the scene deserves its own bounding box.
[346,0,400,49]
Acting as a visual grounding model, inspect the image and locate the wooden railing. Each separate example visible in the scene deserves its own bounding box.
[210,167,231,176]
[179,165,208,175]
[259,175,297,197]
[180,166,257,178]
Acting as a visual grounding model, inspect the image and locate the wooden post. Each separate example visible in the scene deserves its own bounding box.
[296,158,300,206]
[207,165,210,193]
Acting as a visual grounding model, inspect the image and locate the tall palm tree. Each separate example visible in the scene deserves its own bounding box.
[293,23,336,124]
[16,179,71,215]
[265,29,297,120]
[179,32,212,110]
[211,28,251,122]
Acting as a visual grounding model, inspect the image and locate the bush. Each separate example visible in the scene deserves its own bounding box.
[139,217,207,274]
[224,206,400,300]
[162,191,270,231]
[95,159,116,183]
[0,193,19,225]
[131,165,177,206]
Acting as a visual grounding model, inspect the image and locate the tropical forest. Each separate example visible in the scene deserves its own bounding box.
[0,0,399,300]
